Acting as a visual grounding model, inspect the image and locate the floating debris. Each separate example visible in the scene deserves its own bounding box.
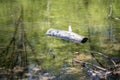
[46,27,88,43]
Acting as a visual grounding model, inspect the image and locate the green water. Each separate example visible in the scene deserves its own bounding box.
[0,0,120,79]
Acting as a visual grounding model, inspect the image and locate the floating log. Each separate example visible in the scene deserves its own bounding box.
[46,28,88,43]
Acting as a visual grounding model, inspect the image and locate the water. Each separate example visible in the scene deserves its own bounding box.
[0,0,120,80]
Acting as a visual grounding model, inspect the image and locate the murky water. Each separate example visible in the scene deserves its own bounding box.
[0,0,120,80]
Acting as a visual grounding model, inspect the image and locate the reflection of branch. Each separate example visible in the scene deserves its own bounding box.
[108,4,112,18]
[114,17,120,20]
[108,4,120,21]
